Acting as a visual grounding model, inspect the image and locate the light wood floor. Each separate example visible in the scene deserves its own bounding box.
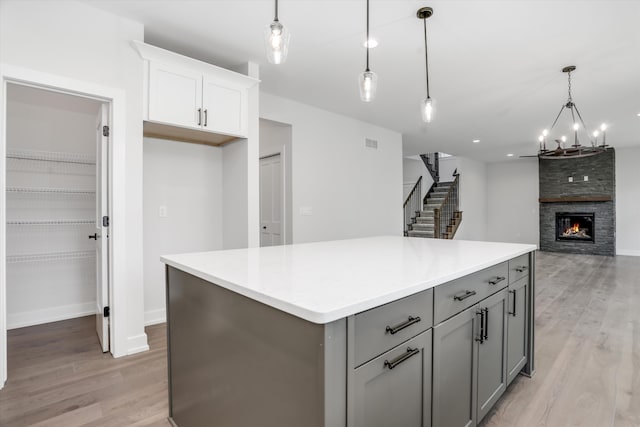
[0,251,638,426]
[0,318,171,426]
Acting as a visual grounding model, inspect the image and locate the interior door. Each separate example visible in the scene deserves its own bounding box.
[95,104,110,353]
[259,154,282,247]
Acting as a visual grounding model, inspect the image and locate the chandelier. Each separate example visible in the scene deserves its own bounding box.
[537,66,609,159]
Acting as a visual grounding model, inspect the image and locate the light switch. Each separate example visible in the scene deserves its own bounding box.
[568,177,573,183]
[299,207,313,216]
[584,176,589,181]
[159,205,167,217]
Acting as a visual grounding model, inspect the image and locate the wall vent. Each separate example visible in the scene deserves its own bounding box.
[365,138,378,149]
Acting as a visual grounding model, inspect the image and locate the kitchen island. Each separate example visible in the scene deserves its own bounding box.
[161,236,536,427]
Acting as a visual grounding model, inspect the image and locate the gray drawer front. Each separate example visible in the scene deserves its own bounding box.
[433,262,508,324]
[353,289,433,368]
[508,253,530,284]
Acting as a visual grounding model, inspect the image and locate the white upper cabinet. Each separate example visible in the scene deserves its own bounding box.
[132,41,258,143]
[149,62,203,130]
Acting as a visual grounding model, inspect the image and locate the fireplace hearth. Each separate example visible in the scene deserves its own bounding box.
[556,213,594,242]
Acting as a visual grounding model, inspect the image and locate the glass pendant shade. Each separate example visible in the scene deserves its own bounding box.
[265,20,290,64]
[359,70,378,102]
[421,97,435,123]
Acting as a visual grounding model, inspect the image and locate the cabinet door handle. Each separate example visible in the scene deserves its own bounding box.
[509,289,517,316]
[204,109,208,127]
[483,308,489,341]
[197,108,202,126]
[515,266,528,273]
[385,316,421,335]
[384,347,420,370]
[475,309,485,343]
[488,276,506,285]
[454,290,476,301]
[88,233,98,240]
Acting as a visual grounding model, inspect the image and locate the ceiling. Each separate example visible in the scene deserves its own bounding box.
[85,0,640,162]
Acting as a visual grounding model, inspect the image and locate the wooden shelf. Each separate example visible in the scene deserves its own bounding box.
[539,196,612,203]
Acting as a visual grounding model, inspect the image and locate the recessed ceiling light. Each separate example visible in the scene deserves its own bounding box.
[363,39,378,48]
[472,139,480,143]
[507,153,514,157]
[637,112,640,117]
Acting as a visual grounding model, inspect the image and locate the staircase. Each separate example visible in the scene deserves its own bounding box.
[407,181,462,239]
[403,152,462,239]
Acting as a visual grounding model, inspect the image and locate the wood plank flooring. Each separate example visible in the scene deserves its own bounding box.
[0,251,638,426]
[0,318,171,427]
[481,252,640,427]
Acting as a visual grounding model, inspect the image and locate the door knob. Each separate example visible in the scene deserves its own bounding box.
[262,226,267,230]
[88,233,99,240]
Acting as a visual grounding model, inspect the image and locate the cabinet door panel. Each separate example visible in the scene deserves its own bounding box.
[477,288,508,422]
[433,308,476,427]
[202,78,247,137]
[148,62,202,129]
[352,330,431,427]
[507,277,528,385]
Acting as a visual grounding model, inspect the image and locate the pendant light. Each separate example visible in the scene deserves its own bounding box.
[359,0,377,102]
[265,0,290,64]
[417,7,434,122]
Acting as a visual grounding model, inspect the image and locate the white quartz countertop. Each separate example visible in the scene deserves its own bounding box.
[161,236,536,324]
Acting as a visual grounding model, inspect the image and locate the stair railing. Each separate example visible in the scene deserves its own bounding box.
[403,176,422,236]
[433,174,460,238]
[420,152,440,184]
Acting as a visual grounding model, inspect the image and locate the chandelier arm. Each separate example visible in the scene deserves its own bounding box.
[572,103,593,145]
[549,104,567,131]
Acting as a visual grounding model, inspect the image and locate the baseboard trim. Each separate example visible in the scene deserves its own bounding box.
[616,249,640,257]
[126,333,149,356]
[144,308,166,326]
[7,302,95,330]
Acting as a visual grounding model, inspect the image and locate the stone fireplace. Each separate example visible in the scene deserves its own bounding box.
[539,148,615,256]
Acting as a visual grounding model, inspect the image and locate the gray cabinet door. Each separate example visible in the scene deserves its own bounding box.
[476,288,508,422]
[433,306,477,427]
[507,277,528,385]
[351,330,432,427]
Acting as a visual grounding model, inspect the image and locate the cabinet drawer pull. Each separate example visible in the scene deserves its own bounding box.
[515,265,528,273]
[384,347,420,370]
[204,109,208,127]
[509,289,517,316]
[488,276,506,285]
[385,316,421,335]
[197,108,202,126]
[453,290,476,301]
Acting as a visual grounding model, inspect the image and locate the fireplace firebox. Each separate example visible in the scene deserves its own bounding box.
[556,212,595,242]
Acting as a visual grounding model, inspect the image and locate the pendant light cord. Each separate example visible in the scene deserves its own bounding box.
[365,0,370,72]
[274,0,279,21]
[423,17,430,98]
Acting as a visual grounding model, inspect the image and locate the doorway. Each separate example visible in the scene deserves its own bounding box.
[260,154,282,246]
[4,84,110,352]
[259,119,292,246]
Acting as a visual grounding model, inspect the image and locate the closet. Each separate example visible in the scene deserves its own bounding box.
[5,84,103,332]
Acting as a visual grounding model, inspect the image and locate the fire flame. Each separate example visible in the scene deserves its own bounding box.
[565,223,580,234]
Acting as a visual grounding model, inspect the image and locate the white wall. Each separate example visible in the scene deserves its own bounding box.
[486,159,540,245]
[0,0,147,361]
[260,93,403,243]
[402,157,431,202]
[616,147,640,256]
[260,119,293,244]
[454,157,489,241]
[142,138,223,325]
